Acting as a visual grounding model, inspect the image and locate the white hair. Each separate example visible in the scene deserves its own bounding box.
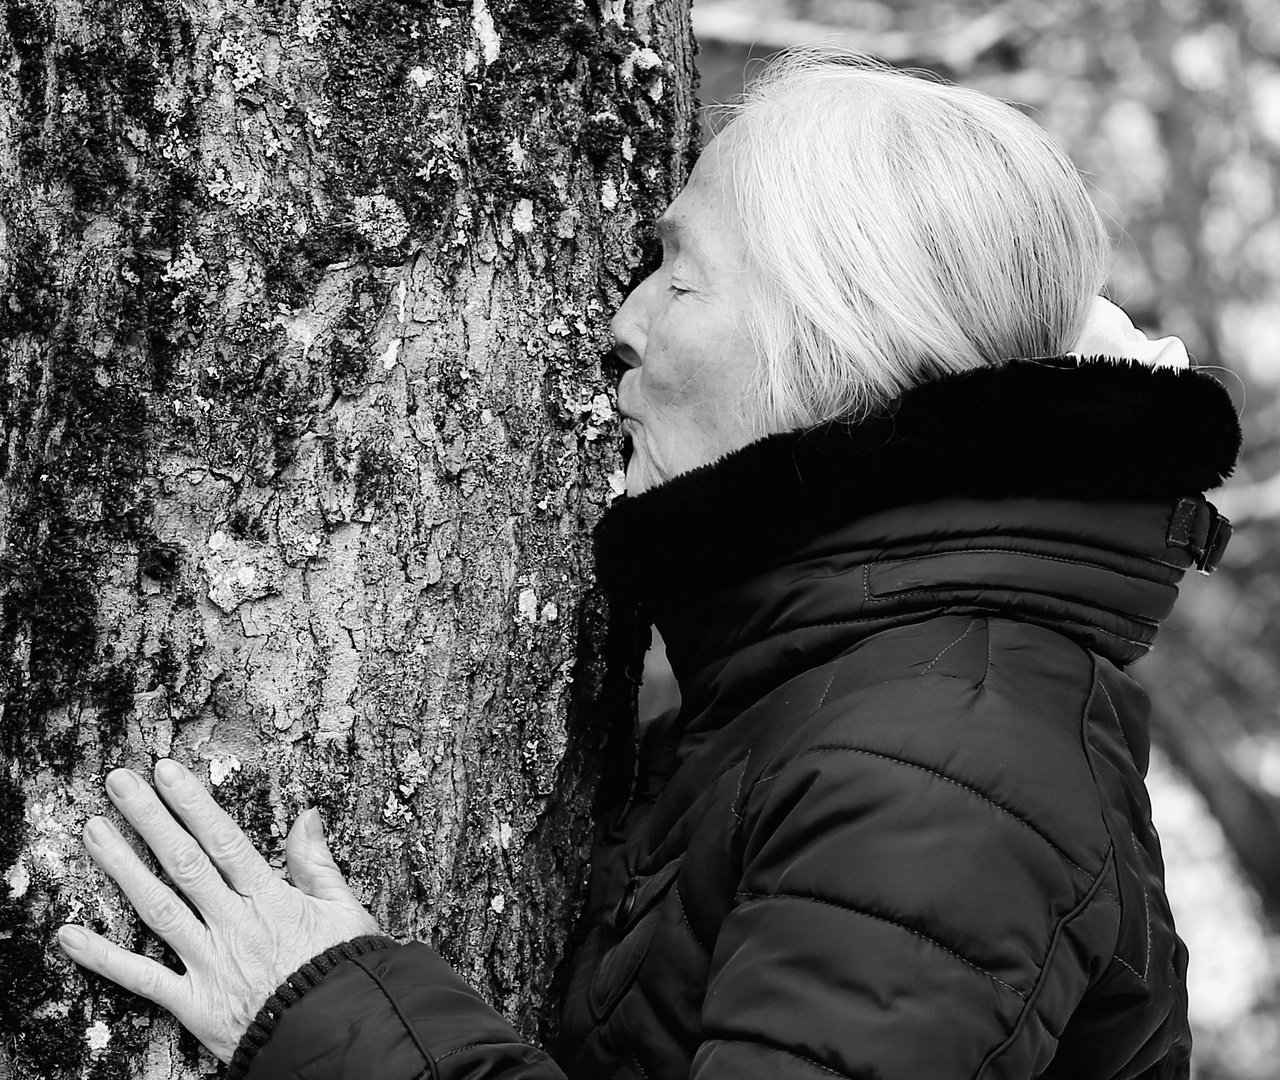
[715,48,1110,432]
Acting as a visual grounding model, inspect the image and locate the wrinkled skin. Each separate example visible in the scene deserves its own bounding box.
[59,760,379,1062]
[612,132,761,495]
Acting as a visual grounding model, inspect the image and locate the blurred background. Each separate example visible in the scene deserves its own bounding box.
[642,2,1280,1075]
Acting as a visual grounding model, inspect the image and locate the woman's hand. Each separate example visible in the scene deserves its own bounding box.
[58,759,380,1063]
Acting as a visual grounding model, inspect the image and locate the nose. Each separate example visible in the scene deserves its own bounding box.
[609,268,661,370]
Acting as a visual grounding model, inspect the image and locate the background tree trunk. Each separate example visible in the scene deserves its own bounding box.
[0,1,695,1075]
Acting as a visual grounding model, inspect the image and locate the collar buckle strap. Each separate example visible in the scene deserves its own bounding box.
[1166,497,1232,575]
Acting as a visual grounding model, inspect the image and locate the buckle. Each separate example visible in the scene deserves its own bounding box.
[1167,497,1232,575]
[1197,505,1231,575]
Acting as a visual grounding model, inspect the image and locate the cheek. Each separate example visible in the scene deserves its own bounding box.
[650,332,756,424]
[641,316,720,408]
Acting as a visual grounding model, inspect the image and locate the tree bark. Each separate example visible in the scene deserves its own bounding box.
[0,0,694,1075]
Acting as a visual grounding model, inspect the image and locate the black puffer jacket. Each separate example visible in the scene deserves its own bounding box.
[232,357,1241,1080]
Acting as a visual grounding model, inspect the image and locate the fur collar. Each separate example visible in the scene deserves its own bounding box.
[593,356,1242,605]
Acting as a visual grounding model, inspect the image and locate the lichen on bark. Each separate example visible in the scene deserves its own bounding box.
[0,0,695,1074]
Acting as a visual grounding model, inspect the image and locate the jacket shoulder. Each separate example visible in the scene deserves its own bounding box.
[701,617,1120,1078]
[749,614,1111,876]
[723,613,1189,1078]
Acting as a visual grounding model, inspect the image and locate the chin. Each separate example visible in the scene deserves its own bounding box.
[625,452,664,496]
[625,459,650,497]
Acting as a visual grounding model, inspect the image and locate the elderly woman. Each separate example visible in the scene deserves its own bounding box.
[60,51,1240,1079]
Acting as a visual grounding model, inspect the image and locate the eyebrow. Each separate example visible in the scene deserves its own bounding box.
[655,216,704,264]
[650,212,711,267]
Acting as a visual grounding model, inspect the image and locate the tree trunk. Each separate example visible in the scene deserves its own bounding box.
[0,1,694,1075]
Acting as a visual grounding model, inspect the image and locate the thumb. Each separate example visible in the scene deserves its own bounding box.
[286,809,360,906]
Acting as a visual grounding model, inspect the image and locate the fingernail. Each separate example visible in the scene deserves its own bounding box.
[304,808,324,841]
[85,817,113,845]
[105,769,138,799]
[59,925,88,951]
[155,759,183,786]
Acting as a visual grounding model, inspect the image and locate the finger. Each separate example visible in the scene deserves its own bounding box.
[59,923,187,1009]
[286,809,362,905]
[152,759,280,898]
[104,768,232,916]
[83,816,209,960]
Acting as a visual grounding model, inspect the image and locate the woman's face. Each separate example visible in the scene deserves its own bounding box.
[611,134,760,496]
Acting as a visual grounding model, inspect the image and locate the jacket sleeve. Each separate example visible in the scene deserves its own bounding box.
[231,936,566,1080]
[689,711,1115,1080]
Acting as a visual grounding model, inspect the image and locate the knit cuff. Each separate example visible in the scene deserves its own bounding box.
[226,934,398,1080]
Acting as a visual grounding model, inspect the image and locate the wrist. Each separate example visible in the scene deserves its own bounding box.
[226,933,397,1080]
